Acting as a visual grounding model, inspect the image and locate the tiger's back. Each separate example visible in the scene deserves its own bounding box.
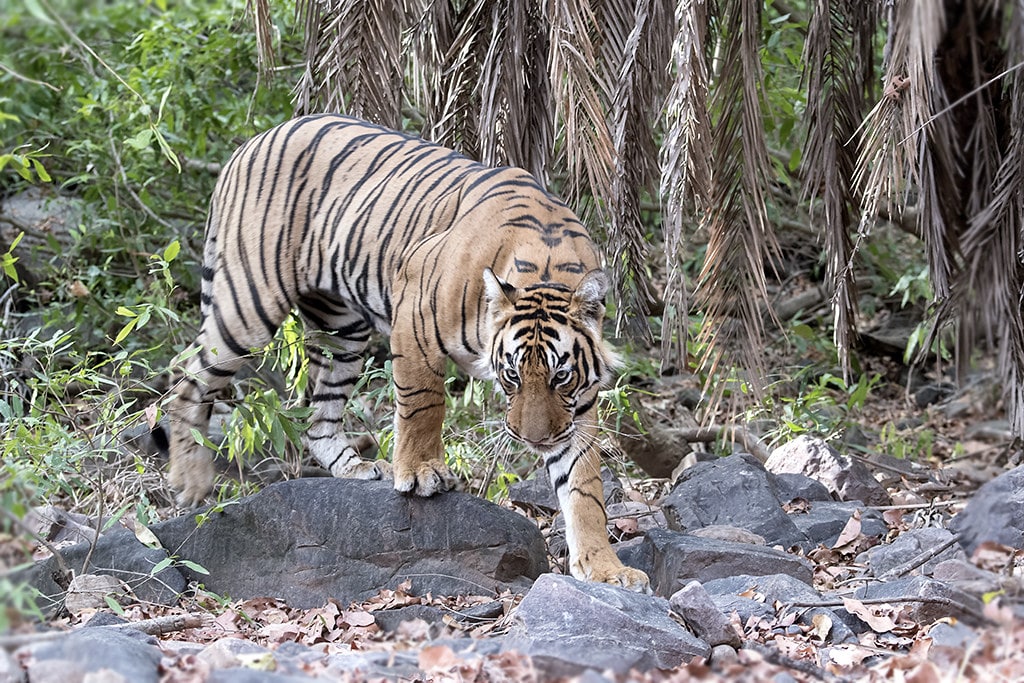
[166,114,649,593]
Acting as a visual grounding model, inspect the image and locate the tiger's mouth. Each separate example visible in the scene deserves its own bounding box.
[504,423,572,454]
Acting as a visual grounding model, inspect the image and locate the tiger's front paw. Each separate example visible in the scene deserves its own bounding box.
[575,558,652,594]
[393,459,457,497]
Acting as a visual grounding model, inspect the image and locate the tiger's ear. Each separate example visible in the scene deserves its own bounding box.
[570,270,609,328]
[483,268,519,309]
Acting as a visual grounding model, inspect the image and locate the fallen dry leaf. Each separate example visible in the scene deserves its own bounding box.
[833,508,863,549]
[843,598,901,633]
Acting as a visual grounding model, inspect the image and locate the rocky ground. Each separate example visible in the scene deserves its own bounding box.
[4,426,1024,682]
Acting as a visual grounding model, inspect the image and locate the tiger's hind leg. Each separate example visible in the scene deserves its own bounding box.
[167,300,289,507]
[299,296,390,480]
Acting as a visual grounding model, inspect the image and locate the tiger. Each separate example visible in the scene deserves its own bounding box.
[165,113,649,592]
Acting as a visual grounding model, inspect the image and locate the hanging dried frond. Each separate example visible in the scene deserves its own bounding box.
[547,0,615,218]
[293,0,408,128]
[659,0,712,368]
[602,0,674,338]
[694,0,779,408]
[800,0,877,376]
[418,0,490,157]
[478,0,551,179]
[951,1,1023,431]
[247,0,276,75]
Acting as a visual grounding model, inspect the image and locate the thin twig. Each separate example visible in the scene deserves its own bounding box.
[876,532,962,580]
[0,613,207,650]
[0,61,61,92]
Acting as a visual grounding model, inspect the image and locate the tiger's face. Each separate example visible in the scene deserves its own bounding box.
[482,269,617,453]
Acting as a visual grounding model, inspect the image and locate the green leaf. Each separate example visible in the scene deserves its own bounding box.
[124,128,155,151]
[31,158,51,182]
[163,239,180,262]
[23,0,55,24]
[104,594,125,615]
[113,316,138,344]
[151,556,173,574]
[181,560,210,575]
[115,306,137,318]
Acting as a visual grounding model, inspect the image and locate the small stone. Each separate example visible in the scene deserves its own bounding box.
[709,643,739,666]
[504,573,710,675]
[669,581,742,647]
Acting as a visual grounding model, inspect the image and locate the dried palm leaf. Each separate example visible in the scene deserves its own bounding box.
[478,0,551,179]
[547,0,615,220]
[800,0,877,376]
[604,0,674,337]
[247,0,276,75]
[293,0,409,128]
[659,0,712,368]
[694,0,779,409]
[419,0,490,157]
[951,2,1024,433]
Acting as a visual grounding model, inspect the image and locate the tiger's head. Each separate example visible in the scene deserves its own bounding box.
[481,269,620,454]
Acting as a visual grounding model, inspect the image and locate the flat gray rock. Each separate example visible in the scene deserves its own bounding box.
[662,453,809,549]
[950,464,1024,554]
[503,573,710,675]
[152,478,547,608]
[21,627,162,683]
[789,501,887,549]
[14,526,186,612]
[855,575,986,626]
[867,527,967,577]
[766,435,891,506]
[625,529,814,596]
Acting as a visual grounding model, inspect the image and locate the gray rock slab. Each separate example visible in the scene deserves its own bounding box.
[21,627,162,683]
[766,435,891,506]
[702,573,856,644]
[950,464,1024,554]
[151,479,547,608]
[627,528,813,596]
[867,527,967,577]
[854,575,986,626]
[14,526,186,611]
[208,670,315,683]
[662,453,810,549]
[503,573,710,675]
[773,473,834,503]
[789,501,887,549]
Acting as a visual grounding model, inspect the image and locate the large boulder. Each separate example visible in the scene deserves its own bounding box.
[151,479,548,608]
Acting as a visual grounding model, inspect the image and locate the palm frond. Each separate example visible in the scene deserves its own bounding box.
[952,2,1023,430]
[604,0,674,338]
[478,0,551,179]
[800,0,877,376]
[247,0,276,75]
[418,0,489,157]
[694,0,778,408]
[293,0,408,128]
[547,0,614,218]
[659,0,712,368]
